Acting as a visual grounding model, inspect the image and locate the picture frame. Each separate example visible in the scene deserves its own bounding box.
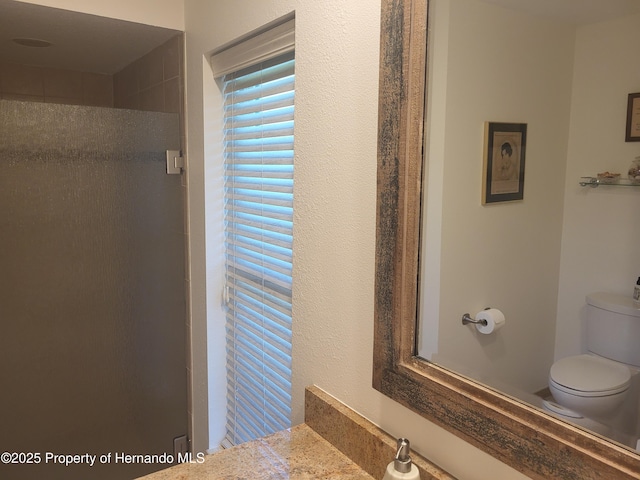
[626,92,640,142]
[482,122,527,204]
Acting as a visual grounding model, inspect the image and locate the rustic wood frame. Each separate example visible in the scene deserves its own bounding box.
[373,0,640,478]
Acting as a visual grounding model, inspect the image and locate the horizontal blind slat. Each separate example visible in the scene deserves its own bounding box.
[227,224,292,249]
[229,308,292,351]
[224,60,295,93]
[225,106,294,130]
[227,237,292,264]
[225,210,293,233]
[226,163,293,174]
[225,74,295,105]
[225,124,294,142]
[227,274,292,315]
[228,341,291,391]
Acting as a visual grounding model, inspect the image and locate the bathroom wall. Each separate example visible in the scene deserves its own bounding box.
[420,0,573,396]
[184,0,526,478]
[0,63,113,106]
[555,13,640,359]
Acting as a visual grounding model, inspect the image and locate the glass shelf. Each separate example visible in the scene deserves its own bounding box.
[579,177,640,187]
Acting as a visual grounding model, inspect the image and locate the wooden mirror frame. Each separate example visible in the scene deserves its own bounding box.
[373,0,640,478]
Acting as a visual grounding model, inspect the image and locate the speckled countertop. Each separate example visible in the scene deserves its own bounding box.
[137,424,374,480]
[137,387,454,480]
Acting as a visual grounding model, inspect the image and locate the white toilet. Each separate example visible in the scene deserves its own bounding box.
[549,292,640,421]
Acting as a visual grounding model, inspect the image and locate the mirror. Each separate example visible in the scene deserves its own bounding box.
[418,0,640,451]
[373,0,640,478]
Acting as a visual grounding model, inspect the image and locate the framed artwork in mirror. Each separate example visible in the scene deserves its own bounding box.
[482,122,527,204]
[626,93,640,142]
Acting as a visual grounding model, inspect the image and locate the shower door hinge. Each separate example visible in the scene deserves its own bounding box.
[166,150,185,174]
[173,434,189,458]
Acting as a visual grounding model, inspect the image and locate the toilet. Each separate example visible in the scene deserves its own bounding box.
[549,292,640,421]
[549,354,630,417]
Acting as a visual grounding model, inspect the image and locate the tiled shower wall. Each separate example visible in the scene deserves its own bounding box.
[0,64,114,106]
[0,33,184,118]
[113,34,182,115]
[112,33,185,149]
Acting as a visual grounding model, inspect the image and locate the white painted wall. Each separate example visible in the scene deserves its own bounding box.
[555,13,640,360]
[184,0,527,478]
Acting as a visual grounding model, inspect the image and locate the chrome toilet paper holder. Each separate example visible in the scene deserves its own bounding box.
[461,309,490,326]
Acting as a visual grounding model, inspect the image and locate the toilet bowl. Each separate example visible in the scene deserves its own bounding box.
[542,398,613,437]
[548,354,631,418]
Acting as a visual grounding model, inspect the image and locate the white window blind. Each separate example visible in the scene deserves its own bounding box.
[216,29,294,446]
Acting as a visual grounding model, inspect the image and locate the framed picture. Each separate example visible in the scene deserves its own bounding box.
[626,93,640,142]
[482,122,527,204]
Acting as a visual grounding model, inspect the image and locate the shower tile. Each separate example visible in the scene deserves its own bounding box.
[115,94,140,110]
[45,97,84,106]
[140,83,164,112]
[82,72,113,107]
[1,93,44,102]
[138,47,164,91]
[114,63,138,100]
[163,35,181,81]
[1,63,44,96]
[43,68,82,100]
[164,77,180,114]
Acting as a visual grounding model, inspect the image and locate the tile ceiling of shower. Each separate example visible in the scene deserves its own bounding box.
[0,0,180,75]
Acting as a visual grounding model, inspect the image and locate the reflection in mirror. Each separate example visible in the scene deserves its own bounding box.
[418,0,640,452]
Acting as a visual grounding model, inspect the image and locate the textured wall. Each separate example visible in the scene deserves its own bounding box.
[185,0,526,478]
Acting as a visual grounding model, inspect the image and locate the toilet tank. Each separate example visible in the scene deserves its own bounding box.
[586,292,640,367]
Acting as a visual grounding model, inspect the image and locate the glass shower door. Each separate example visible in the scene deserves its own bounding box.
[0,100,188,480]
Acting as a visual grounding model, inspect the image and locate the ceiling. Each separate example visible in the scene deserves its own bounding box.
[0,0,180,75]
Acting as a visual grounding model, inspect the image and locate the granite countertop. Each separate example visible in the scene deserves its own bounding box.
[137,424,375,480]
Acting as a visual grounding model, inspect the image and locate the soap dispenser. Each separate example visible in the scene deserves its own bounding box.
[382,438,420,480]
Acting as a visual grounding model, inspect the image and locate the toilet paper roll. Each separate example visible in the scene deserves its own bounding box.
[475,308,505,334]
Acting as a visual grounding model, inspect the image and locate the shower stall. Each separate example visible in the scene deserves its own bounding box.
[0,100,188,480]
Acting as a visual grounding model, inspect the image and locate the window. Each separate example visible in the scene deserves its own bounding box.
[213,19,295,447]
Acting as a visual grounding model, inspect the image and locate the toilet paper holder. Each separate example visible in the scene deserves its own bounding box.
[461,310,489,326]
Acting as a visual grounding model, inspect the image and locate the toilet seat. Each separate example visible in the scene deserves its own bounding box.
[549,354,630,397]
